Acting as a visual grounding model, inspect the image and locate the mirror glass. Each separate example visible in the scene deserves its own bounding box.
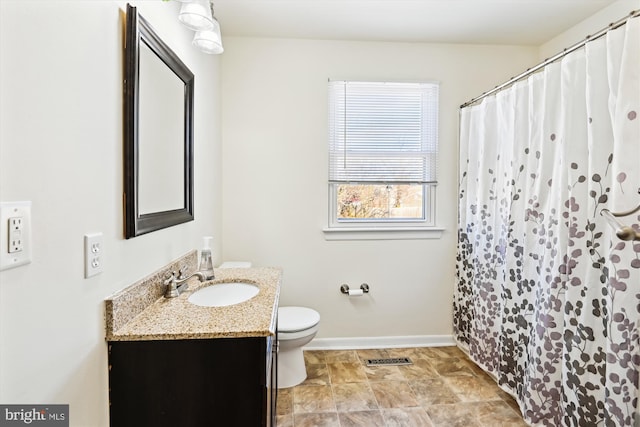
[138,40,184,214]
[124,4,195,238]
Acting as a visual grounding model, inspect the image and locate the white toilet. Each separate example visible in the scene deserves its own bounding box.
[218,262,321,388]
[277,306,321,389]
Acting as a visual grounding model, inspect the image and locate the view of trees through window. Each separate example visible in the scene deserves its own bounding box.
[336,183,424,220]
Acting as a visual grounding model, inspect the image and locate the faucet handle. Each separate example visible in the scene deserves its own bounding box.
[178,266,189,279]
[163,271,180,298]
[163,271,177,285]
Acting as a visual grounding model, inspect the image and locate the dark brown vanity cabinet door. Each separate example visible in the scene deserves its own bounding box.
[108,337,277,427]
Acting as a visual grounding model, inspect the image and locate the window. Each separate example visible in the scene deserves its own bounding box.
[325,81,440,239]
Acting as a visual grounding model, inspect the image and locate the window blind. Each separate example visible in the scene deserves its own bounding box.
[329,81,439,184]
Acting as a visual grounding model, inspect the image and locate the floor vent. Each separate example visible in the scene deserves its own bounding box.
[365,357,413,366]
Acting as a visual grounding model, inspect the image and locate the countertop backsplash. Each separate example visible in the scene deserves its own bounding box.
[105,250,198,337]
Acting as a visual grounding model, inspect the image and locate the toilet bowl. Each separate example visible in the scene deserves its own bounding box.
[218,262,320,388]
[277,306,321,389]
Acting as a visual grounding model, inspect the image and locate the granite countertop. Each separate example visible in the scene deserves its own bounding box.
[105,265,281,342]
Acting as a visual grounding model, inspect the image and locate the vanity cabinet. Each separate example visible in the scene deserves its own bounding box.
[108,334,277,427]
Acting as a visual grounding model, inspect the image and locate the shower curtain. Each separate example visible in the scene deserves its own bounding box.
[455,16,639,427]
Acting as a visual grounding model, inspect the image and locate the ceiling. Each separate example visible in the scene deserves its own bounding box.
[212,0,619,45]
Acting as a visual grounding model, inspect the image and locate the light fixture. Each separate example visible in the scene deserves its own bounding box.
[193,18,224,54]
[192,2,224,54]
[178,0,214,32]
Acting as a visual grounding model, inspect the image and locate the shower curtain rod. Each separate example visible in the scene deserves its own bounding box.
[460,9,640,109]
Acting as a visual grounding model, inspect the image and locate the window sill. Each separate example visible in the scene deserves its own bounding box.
[322,226,445,241]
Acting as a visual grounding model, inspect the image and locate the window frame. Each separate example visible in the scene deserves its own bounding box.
[324,80,442,240]
[328,183,436,228]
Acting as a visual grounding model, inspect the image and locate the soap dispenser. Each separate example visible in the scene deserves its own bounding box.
[199,236,215,280]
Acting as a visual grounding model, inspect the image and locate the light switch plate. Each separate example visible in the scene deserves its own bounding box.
[0,201,32,271]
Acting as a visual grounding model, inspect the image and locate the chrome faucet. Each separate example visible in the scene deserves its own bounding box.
[164,270,207,298]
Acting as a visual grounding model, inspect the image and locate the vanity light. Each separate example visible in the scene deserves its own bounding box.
[193,17,224,54]
[175,0,224,55]
[192,2,224,54]
[178,0,214,32]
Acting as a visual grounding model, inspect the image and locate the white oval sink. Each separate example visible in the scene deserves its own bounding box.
[188,282,259,307]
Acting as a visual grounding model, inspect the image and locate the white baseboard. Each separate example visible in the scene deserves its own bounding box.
[303,335,455,350]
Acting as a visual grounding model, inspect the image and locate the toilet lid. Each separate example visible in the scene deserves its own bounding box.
[278,306,320,332]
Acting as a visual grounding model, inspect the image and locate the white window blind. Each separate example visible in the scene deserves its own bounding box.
[329,81,439,184]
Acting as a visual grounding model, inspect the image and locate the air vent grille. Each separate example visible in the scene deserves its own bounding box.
[365,357,413,366]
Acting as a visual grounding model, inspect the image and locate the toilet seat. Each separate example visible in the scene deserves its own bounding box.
[278,306,320,333]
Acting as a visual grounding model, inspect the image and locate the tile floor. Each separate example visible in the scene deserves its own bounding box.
[275,346,528,427]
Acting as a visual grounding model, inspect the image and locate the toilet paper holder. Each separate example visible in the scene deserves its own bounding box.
[340,283,370,294]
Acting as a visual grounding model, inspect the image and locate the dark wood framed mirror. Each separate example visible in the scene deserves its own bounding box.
[124,4,194,238]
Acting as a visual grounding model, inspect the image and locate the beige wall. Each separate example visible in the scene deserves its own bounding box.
[0,1,222,425]
[539,0,640,59]
[220,37,538,344]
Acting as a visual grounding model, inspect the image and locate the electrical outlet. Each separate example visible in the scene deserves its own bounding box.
[8,217,24,253]
[84,232,104,278]
[0,202,32,271]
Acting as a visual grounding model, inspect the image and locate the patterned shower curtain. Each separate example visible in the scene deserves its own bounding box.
[455,16,640,427]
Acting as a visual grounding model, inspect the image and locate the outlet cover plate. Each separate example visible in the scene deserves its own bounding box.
[0,201,32,271]
[84,232,104,278]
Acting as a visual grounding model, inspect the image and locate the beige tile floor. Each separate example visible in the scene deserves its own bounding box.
[276,346,528,427]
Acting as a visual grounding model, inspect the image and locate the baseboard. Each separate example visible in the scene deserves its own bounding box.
[303,335,456,350]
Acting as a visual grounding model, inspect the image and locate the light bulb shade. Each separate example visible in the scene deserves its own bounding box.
[178,0,213,31]
[193,19,224,54]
